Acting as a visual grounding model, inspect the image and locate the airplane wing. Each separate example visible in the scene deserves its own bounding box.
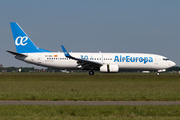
[6,50,27,57]
[61,45,103,69]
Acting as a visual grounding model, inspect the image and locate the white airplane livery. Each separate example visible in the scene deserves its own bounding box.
[7,22,176,75]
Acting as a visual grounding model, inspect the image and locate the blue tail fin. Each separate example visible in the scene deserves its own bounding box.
[10,22,51,53]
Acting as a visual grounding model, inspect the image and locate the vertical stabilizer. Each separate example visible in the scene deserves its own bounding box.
[10,22,51,53]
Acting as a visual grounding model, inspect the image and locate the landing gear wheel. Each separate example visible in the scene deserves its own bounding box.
[89,70,94,75]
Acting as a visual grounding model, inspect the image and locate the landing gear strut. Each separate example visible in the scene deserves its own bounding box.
[89,70,94,75]
[156,72,160,75]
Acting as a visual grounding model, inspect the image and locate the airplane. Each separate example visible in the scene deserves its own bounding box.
[7,22,176,75]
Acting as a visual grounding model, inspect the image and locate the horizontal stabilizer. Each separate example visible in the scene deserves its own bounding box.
[6,50,27,57]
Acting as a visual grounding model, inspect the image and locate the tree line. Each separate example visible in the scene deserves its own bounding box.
[0,66,179,73]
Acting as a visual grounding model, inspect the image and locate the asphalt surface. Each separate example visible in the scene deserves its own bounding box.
[0,101,180,105]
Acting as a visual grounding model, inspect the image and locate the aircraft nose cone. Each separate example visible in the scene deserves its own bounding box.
[171,61,176,67]
[173,62,176,66]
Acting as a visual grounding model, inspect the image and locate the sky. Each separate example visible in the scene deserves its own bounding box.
[0,0,180,68]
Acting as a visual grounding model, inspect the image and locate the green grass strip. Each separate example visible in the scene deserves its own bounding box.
[0,105,180,120]
[0,73,180,101]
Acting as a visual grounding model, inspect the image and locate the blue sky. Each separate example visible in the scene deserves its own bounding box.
[0,1,180,68]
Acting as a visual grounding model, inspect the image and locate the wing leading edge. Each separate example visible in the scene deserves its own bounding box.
[61,45,103,69]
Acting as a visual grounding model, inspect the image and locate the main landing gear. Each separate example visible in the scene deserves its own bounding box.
[89,70,94,75]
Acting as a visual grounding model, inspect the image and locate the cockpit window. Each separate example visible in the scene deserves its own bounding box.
[163,58,169,61]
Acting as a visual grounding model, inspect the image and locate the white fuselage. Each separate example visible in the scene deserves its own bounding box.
[15,52,176,71]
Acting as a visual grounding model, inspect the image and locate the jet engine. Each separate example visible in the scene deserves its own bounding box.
[100,64,119,73]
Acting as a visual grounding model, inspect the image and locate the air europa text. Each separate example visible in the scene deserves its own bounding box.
[114,55,153,64]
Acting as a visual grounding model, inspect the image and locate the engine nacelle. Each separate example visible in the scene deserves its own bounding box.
[158,69,166,72]
[100,64,119,73]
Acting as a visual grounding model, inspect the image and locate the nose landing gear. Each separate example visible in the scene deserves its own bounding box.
[156,72,160,75]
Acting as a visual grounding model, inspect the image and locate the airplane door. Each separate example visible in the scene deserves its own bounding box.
[38,55,41,63]
[154,57,158,65]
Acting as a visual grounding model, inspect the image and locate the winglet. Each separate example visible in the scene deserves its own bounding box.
[61,45,71,57]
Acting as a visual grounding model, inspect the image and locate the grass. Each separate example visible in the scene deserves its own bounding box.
[0,73,180,101]
[0,105,180,120]
[0,73,180,119]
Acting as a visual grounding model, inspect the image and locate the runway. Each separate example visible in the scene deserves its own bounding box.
[0,101,180,105]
